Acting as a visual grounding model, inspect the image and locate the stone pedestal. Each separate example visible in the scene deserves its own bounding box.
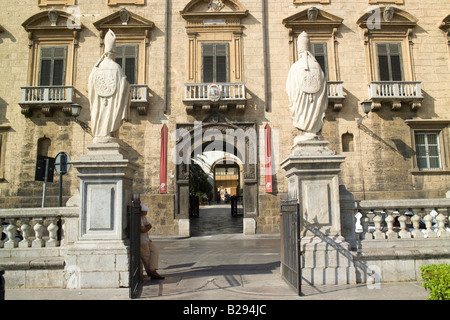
[281,138,356,285]
[67,141,138,288]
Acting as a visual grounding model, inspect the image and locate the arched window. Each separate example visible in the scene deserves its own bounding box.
[37,137,51,157]
[342,133,354,153]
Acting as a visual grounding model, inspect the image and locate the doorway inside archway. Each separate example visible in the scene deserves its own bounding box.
[189,150,243,236]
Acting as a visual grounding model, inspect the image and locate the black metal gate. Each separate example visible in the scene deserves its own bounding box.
[129,194,141,299]
[230,196,243,216]
[280,200,301,295]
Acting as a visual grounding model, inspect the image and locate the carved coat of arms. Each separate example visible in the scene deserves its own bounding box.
[93,69,117,97]
[208,84,221,102]
[208,0,225,12]
[300,67,322,94]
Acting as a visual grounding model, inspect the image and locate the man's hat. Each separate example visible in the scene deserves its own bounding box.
[141,204,149,211]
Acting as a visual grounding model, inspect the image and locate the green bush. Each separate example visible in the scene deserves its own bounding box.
[420,264,450,300]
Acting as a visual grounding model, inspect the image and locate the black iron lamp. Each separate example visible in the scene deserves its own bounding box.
[70,104,90,133]
[357,100,372,126]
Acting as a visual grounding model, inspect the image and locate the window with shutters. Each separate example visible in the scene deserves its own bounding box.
[376,43,403,81]
[406,120,450,173]
[20,10,82,116]
[202,43,229,83]
[116,45,138,85]
[310,42,328,77]
[39,46,67,86]
[414,132,442,171]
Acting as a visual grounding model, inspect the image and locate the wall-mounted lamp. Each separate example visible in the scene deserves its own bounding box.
[70,104,91,134]
[70,103,82,117]
[357,100,372,126]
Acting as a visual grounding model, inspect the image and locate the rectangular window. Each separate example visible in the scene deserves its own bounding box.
[115,45,138,84]
[202,43,229,83]
[376,43,403,81]
[415,132,442,171]
[39,46,67,86]
[311,42,328,77]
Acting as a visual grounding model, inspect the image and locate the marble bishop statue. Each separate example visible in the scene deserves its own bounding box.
[89,29,131,143]
[286,31,327,141]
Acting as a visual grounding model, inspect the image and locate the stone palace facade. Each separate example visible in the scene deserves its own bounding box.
[0,0,449,237]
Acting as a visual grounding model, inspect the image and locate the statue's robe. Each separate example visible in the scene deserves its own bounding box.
[286,51,327,134]
[89,57,131,140]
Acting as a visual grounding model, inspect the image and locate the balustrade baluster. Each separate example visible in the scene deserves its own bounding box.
[398,214,411,238]
[32,218,45,247]
[411,213,424,238]
[19,218,32,248]
[46,217,60,247]
[373,213,385,239]
[361,211,373,240]
[5,218,18,249]
[423,212,437,238]
[0,219,3,248]
[436,213,449,238]
[385,211,398,239]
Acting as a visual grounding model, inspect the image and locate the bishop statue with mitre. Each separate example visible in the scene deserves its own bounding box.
[89,29,131,143]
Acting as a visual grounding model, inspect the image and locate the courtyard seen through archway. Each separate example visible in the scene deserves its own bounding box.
[189,150,243,236]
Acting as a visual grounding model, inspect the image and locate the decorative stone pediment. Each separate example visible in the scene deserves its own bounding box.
[180,0,248,21]
[283,7,343,34]
[22,10,83,46]
[93,8,154,40]
[22,10,83,32]
[357,7,417,36]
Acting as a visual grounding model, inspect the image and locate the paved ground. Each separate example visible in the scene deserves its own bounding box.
[4,205,431,302]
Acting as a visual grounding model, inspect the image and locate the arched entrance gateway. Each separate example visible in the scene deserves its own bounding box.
[174,120,258,236]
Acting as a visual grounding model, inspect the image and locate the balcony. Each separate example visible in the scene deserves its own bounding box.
[183,83,247,114]
[327,81,345,111]
[20,85,149,117]
[369,81,423,110]
[19,86,74,117]
[130,84,149,115]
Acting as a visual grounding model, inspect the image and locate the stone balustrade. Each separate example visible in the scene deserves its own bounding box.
[354,199,450,240]
[0,207,79,249]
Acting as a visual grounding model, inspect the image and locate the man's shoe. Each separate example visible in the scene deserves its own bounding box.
[148,271,165,280]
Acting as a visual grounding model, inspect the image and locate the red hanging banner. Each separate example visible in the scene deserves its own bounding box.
[265,124,273,193]
[160,124,168,194]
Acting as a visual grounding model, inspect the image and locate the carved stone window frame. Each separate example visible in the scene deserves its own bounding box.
[22,10,83,87]
[180,0,249,84]
[405,119,450,174]
[107,0,145,5]
[357,7,418,82]
[37,0,76,6]
[368,0,404,4]
[282,8,343,82]
[93,9,154,86]
[293,0,330,4]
